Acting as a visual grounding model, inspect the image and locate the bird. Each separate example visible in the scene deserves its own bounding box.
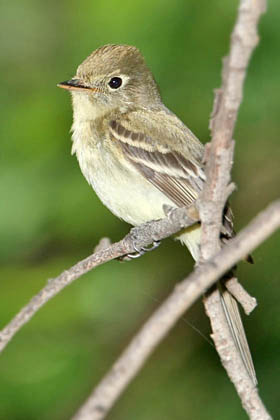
[58,44,256,385]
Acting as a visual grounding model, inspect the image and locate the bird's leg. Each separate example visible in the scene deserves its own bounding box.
[118,222,162,261]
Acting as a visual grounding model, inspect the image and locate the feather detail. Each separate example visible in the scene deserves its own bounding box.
[109,119,205,207]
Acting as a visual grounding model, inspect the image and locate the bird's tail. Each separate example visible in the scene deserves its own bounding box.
[178,226,257,386]
[219,284,257,384]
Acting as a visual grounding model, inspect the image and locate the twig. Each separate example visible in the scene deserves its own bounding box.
[225,277,257,315]
[72,200,280,420]
[0,206,197,353]
[0,2,269,419]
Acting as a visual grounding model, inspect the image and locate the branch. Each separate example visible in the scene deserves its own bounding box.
[225,277,257,315]
[0,2,268,420]
[71,1,269,419]
[0,206,197,353]
[72,200,280,420]
[195,0,267,413]
[199,0,267,258]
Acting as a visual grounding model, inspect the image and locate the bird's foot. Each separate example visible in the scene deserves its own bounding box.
[118,240,161,262]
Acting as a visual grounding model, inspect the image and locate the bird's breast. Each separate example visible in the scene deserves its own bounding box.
[71,121,175,226]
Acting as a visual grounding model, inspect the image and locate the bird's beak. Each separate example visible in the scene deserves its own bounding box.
[57,79,100,93]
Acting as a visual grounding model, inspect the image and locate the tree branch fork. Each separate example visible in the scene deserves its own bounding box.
[0,1,273,419]
[1,199,279,357]
[71,198,279,420]
[1,198,279,418]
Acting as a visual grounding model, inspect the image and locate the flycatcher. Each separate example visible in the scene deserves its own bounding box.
[58,44,256,384]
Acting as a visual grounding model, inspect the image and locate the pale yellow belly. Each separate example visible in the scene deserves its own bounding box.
[76,142,174,225]
[75,139,201,260]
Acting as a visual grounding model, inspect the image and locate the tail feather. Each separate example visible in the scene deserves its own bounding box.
[220,287,257,385]
[178,226,257,386]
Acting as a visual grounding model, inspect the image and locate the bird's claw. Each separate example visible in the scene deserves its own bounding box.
[140,240,161,253]
[118,240,161,261]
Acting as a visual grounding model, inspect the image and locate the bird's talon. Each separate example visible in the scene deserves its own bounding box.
[118,240,161,261]
[141,240,161,252]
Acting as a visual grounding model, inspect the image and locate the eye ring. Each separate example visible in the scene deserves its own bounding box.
[108,77,122,89]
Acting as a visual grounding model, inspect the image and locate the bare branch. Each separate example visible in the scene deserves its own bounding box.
[196,0,267,414]
[0,206,197,354]
[0,2,269,420]
[203,289,268,420]
[72,200,279,420]
[199,0,267,258]
[225,277,257,315]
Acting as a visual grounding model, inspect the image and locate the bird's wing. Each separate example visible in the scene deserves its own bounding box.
[108,110,206,208]
[108,111,255,385]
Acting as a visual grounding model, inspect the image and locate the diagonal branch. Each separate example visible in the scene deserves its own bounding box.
[72,1,269,419]
[0,206,197,353]
[72,200,279,420]
[0,2,269,420]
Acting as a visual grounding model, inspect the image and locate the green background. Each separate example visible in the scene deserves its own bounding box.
[0,0,279,419]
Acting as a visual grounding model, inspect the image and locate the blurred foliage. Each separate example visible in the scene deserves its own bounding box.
[0,0,279,419]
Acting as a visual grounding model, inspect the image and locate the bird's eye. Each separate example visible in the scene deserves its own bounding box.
[108,77,122,89]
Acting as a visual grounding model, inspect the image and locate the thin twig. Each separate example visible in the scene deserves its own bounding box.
[72,200,279,420]
[0,206,197,353]
[0,2,269,420]
[225,277,257,315]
